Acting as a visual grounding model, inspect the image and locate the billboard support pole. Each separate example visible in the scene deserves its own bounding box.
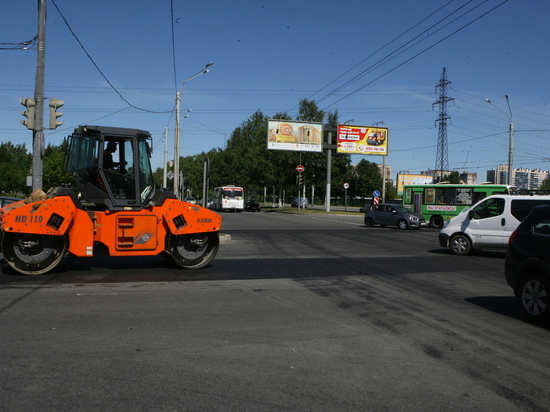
[325,131,332,213]
[382,155,386,203]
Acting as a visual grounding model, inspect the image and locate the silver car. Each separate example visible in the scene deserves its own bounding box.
[363,204,427,229]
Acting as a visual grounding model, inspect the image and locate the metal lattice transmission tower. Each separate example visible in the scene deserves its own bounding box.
[432,68,454,183]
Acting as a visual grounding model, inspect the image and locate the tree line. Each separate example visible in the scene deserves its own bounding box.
[0,141,70,198]
[155,98,396,204]
[1,99,399,202]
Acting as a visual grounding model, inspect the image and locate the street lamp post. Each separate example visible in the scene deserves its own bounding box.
[485,95,514,185]
[173,62,213,199]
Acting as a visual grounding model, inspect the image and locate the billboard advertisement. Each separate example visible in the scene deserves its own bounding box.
[337,125,388,155]
[396,173,434,194]
[267,120,323,152]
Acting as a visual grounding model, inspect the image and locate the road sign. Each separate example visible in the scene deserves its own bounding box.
[296,165,305,172]
[374,197,379,204]
[373,190,380,197]
[344,183,349,189]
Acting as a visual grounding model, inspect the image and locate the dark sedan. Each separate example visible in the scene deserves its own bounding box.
[244,200,261,212]
[363,203,427,229]
[0,197,21,208]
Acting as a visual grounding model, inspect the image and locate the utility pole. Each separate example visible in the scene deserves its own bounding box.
[485,96,514,186]
[173,63,213,199]
[162,127,169,189]
[433,68,453,183]
[173,93,181,198]
[32,0,47,191]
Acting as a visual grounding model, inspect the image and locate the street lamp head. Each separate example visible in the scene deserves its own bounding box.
[206,62,214,68]
[485,98,491,103]
[505,94,509,100]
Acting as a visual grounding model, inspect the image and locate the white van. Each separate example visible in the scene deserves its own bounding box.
[439,195,550,255]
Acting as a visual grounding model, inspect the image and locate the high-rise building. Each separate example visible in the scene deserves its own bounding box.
[514,168,549,190]
[378,163,391,181]
[487,165,549,189]
[459,171,478,184]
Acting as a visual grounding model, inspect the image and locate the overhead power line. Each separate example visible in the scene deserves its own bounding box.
[0,35,38,50]
[314,0,510,111]
[49,0,172,114]
[303,0,457,105]
[317,0,477,105]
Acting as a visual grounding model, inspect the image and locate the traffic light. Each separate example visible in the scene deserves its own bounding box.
[298,174,304,187]
[49,98,64,129]
[20,98,36,130]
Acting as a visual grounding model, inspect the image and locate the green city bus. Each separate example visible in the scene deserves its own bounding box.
[403,183,514,228]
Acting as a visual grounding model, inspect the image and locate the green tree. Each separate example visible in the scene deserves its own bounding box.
[385,180,398,201]
[180,153,207,198]
[540,177,550,191]
[0,142,31,195]
[223,109,273,192]
[155,98,352,204]
[296,98,325,122]
[43,141,73,191]
[353,159,383,198]
[446,171,461,184]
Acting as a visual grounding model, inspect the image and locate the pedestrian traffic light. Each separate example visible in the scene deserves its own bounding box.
[20,98,36,130]
[49,98,64,129]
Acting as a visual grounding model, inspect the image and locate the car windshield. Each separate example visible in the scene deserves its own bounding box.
[223,189,242,198]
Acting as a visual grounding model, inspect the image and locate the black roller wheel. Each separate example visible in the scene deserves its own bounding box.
[166,232,219,269]
[2,232,66,275]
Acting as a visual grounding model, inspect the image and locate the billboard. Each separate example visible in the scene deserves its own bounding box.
[337,125,388,155]
[267,120,323,152]
[396,173,434,195]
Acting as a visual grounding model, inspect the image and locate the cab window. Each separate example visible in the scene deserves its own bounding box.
[471,198,505,219]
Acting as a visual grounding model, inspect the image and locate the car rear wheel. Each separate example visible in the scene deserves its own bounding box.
[518,272,550,323]
[364,217,374,227]
[450,234,471,255]
[398,219,408,230]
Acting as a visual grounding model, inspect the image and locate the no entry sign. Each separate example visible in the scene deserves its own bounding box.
[296,165,305,172]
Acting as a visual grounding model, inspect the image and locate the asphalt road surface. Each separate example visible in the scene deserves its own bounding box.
[1,210,549,411]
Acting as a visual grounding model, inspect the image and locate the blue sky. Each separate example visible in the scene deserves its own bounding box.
[2,0,550,181]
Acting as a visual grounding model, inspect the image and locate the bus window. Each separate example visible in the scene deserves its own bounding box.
[425,188,435,204]
[405,187,412,204]
[455,188,473,205]
[435,188,454,205]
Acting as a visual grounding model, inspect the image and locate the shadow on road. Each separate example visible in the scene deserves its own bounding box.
[428,248,506,259]
[465,295,550,330]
